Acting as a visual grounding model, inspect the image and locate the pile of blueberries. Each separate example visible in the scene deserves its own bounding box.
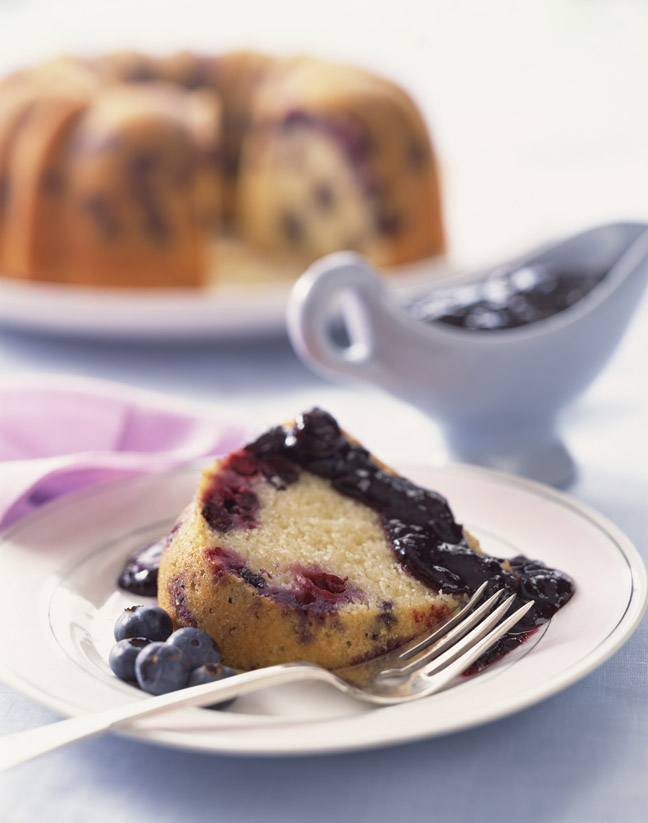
[109,604,236,707]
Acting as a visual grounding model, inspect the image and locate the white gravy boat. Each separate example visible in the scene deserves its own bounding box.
[287,222,648,486]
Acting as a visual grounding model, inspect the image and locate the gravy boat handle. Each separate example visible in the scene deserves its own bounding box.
[287,252,393,381]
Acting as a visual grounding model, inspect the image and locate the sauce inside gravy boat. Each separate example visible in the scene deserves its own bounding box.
[287,222,648,486]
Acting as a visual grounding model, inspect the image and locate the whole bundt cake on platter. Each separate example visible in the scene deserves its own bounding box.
[0,50,445,289]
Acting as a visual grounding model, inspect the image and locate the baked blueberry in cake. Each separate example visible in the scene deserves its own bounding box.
[152,409,574,671]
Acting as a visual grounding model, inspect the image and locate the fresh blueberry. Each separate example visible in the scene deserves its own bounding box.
[166,627,222,670]
[188,662,237,686]
[187,662,238,709]
[109,637,151,682]
[114,605,173,642]
[135,642,189,695]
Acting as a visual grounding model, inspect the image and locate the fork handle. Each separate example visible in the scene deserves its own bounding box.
[0,663,334,772]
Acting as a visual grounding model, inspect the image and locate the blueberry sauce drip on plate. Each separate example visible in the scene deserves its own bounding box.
[117,537,165,597]
[118,515,187,597]
[405,263,608,331]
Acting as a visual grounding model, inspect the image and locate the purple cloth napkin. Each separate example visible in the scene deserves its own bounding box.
[0,374,245,529]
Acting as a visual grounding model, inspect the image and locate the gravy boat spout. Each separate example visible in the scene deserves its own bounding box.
[287,222,648,486]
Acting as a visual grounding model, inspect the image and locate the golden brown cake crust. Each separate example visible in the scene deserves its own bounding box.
[61,84,217,288]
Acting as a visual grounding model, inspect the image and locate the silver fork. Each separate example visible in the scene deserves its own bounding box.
[0,587,533,771]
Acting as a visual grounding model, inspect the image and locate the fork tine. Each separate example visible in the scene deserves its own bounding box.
[420,594,525,677]
[420,598,536,692]
[379,587,507,679]
[363,594,535,703]
[398,580,491,661]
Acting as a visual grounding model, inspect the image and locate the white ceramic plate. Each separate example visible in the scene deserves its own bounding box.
[0,256,450,341]
[0,462,645,756]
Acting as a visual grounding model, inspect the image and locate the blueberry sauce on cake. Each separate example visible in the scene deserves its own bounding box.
[405,263,608,331]
[119,409,574,671]
[245,410,574,629]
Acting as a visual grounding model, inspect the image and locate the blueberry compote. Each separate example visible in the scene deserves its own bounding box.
[405,263,608,331]
[117,537,165,598]
[248,409,574,665]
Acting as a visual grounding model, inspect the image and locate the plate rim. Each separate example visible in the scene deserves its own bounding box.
[0,255,453,341]
[0,461,645,756]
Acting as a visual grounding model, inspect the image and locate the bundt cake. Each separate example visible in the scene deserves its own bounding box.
[155,409,574,671]
[0,51,445,289]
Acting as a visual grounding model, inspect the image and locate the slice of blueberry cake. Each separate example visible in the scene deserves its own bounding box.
[156,409,574,671]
